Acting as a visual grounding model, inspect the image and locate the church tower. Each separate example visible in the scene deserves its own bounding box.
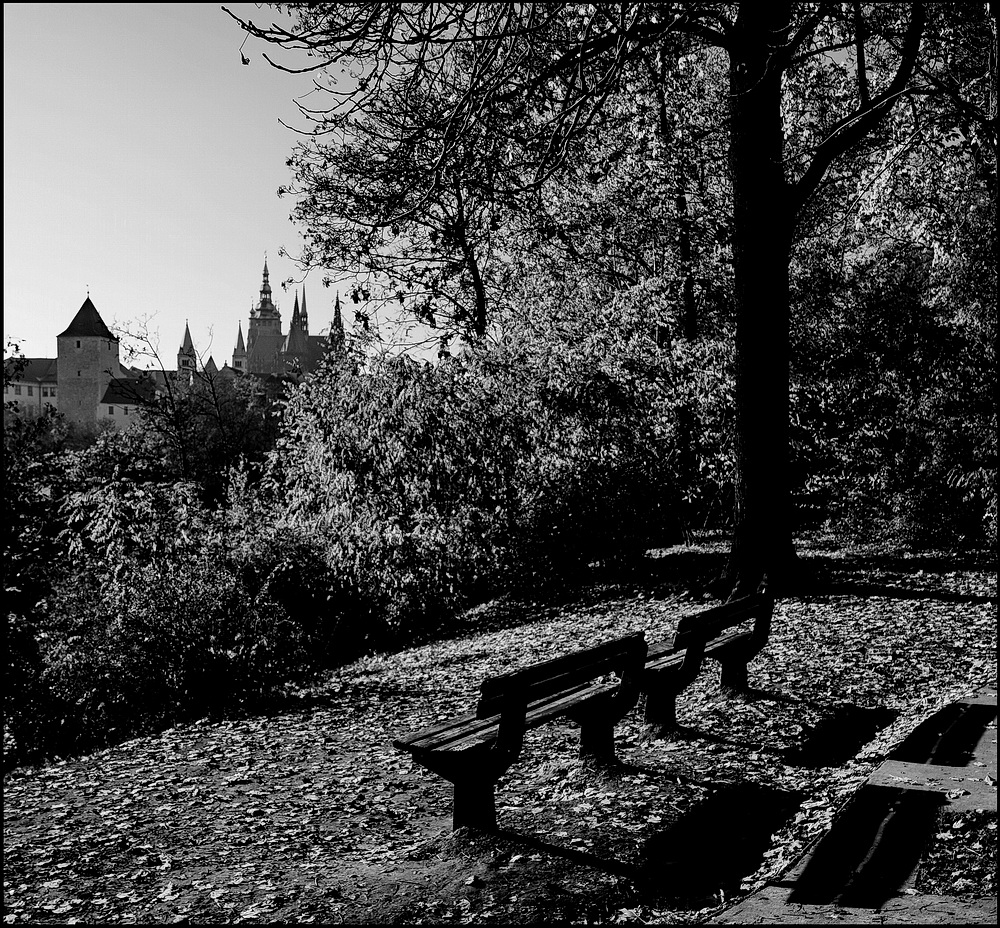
[177,321,197,377]
[245,258,285,375]
[56,295,123,432]
[329,292,346,355]
[300,286,310,334]
[284,290,309,361]
[248,259,281,341]
[232,322,247,372]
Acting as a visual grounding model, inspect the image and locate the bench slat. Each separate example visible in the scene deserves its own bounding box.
[477,632,645,718]
[394,679,616,755]
[672,596,764,650]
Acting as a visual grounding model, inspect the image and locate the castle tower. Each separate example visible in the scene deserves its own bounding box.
[56,295,123,432]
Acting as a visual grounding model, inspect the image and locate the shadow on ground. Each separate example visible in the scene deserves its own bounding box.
[638,783,805,909]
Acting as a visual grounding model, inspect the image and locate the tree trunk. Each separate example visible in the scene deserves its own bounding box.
[723,3,798,597]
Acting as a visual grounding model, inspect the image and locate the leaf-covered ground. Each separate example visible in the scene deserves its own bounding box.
[3,537,996,924]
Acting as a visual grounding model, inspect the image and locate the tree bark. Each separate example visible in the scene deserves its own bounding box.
[723,3,798,597]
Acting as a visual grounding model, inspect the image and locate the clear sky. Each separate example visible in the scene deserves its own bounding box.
[3,2,353,369]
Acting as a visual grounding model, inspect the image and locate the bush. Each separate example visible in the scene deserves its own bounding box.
[4,612,48,764]
[4,464,320,767]
[265,337,688,645]
[7,556,306,764]
[790,239,996,547]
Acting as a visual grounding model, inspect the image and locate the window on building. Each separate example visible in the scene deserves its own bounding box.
[78,370,82,377]
[123,406,129,416]
[42,387,48,397]
[27,386,33,396]
[14,385,22,395]
[76,340,81,348]
[108,406,114,415]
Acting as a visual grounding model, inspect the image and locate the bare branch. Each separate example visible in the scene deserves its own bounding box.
[789,1,926,220]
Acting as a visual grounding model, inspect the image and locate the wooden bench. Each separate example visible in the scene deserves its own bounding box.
[392,632,647,831]
[642,590,774,735]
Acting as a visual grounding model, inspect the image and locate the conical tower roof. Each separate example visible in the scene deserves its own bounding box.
[57,296,116,340]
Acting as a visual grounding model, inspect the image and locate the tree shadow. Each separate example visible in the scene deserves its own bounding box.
[492,828,640,879]
[788,548,996,603]
[801,581,995,605]
[643,696,899,769]
[586,756,704,788]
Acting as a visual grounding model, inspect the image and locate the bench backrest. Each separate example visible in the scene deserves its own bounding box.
[672,592,773,651]
[476,632,647,719]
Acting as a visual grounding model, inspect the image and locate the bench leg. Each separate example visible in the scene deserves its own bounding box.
[452,777,498,832]
[643,688,679,735]
[579,718,615,765]
[719,659,749,692]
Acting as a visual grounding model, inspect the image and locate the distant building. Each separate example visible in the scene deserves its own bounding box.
[3,358,58,420]
[237,259,340,377]
[4,258,348,435]
[4,295,153,434]
[55,296,130,431]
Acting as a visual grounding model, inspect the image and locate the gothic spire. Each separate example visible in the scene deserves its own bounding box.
[330,291,346,352]
[259,259,272,304]
[178,319,197,373]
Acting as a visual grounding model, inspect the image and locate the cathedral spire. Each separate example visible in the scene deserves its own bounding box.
[300,286,309,332]
[290,290,301,329]
[259,259,272,306]
[178,320,196,373]
[232,321,247,372]
[330,291,346,353]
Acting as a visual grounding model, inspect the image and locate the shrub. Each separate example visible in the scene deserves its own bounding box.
[265,337,687,645]
[19,556,306,762]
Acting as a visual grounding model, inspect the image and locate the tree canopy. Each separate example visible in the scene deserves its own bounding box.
[224,2,995,594]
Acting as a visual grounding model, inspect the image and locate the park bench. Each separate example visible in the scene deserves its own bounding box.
[642,589,774,735]
[392,632,647,831]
